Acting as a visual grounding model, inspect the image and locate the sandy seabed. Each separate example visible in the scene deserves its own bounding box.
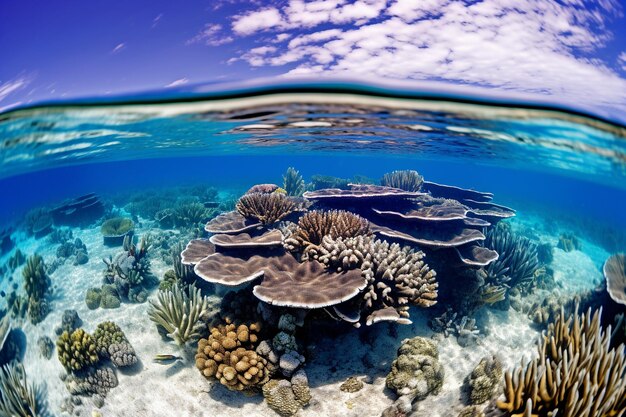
[0,210,608,417]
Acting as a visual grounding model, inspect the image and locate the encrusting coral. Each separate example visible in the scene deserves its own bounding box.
[386,336,444,402]
[56,328,100,373]
[283,167,305,197]
[195,321,271,391]
[148,284,211,346]
[318,235,437,325]
[0,361,48,417]
[381,169,424,192]
[284,209,370,256]
[93,321,137,368]
[496,308,626,417]
[236,192,296,225]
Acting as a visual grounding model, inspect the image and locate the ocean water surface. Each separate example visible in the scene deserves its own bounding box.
[0,84,625,417]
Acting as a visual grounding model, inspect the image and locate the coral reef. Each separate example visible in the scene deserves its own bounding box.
[465,355,502,405]
[340,376,364,393]
[263,370,311,417]
[195,321,270,391]
[380,169,424,192]
[56,328,100,372]
[556,232,581,252]
[62,366,118,397]
[284,210,370,256]
[148,284,211,346]
[236,192,297,225]
[22,254,52,325]
[496,308,626,416]
[318,235,437,325]
[38,336,54,360]
[93,321,137,368]
[283,167,305,197]
[386,337,444,402]
[54,309,83,336]
[103,235,156,303]
[0,361,48,417]
[100,217,134,246]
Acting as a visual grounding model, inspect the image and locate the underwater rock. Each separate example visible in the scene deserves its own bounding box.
[38,335,55,360]
[556,232,581,252]
[604,253,626,306]
[340,376,364,393]
[55,309,83,336]
[279,350,304,378]
[464,355,502,405]
[386,337,444,402]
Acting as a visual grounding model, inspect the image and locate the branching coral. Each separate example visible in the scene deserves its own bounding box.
[56,328,99,373]
[0,362,47,417]
[173,202,214,228]
[236,192,296,225]
[22,254,51,324]
[148,284,211,346]
[496,308,626,417]
[484,222,538,294]
[283,167,305,197]
[284,210,370,256]
[381,170,424,192]
[317,235,437,324]
[195,321,270,391]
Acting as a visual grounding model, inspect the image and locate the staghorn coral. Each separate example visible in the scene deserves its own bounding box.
[283,167,305,197]
[0,361,48,417]
[148,284,211,346]
[317,235,437,325]
[381,170,424,192]
[284,210,370,256]
[56,329,100,373]
[195,321,270,391]
[236,192,296,225]
[93,321,137,367]
[386,336,444,402]
[496,308,626,417]
[465,355,502,404]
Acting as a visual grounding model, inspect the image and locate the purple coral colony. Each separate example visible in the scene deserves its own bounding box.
[1,168,625,417]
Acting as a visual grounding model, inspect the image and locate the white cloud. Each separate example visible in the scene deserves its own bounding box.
[111,43,125,54]
[619,52,626,71]
[152,13,163,29]
[187,23,233,46]
[0,76,31,102]
[230,0,626,110]
[165,78,189,88]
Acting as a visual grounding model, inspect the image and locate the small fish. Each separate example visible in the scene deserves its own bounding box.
[153,354,182,364]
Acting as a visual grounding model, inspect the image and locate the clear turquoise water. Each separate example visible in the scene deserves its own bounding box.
[0,83,625,417]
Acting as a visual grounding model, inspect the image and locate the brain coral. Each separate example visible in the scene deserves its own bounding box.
[93,321,137,368]
[195,321,270,391]
[386,336,444,401]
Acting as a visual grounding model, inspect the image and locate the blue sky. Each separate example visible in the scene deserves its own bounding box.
[1,0,626,117]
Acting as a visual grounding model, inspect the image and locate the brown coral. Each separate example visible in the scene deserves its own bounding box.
[195,322,271,391]
[284,210,369,255]
[496,308,626,417]
[236,192,296,225]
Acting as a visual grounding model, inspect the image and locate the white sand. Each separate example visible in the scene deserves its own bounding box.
[0,212,612,417]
